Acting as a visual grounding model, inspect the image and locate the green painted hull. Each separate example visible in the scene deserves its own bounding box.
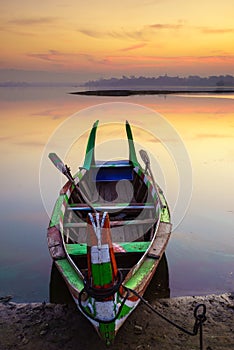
[47,120,172,345]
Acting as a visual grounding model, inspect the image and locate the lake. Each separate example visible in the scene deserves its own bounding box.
[0,86,233,302]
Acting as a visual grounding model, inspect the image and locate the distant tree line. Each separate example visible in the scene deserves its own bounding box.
[0,81,73,87]
[82,75,234,87]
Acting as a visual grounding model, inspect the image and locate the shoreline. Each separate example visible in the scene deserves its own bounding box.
[0,293,233,350]
[69,89,234,97]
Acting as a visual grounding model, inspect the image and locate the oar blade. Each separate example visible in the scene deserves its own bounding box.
[139,149,150,166]
[48,153,67,174]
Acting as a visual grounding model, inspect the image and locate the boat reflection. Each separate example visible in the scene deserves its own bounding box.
[144,253,170,301]
[49,263,75,305]
[49,253,170,305]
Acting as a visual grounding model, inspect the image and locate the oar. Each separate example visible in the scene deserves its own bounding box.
[139,149,163,209]
[49,153,97,213]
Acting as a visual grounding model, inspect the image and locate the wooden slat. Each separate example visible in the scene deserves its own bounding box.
[111,226,125,242]
[63,218,156,228]
[123,225,133,242]
[147,222,172,258]
[67,203,154,211]
[65,241,151,256]
[69,202,154,207]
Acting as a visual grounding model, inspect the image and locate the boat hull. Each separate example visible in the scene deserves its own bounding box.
[48,219,171,344]
[47,120,172,344]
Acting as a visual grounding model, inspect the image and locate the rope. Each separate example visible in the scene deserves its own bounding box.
[83,270,123,301]
[78,273,129,324]
[124,286,207,350]
[78,274,207,349]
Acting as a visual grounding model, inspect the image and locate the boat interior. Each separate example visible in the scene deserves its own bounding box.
[64,163,157,242]
[60,120,160,276]
[61,163,159,276]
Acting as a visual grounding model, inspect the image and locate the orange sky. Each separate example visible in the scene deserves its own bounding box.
[1,0,234,83]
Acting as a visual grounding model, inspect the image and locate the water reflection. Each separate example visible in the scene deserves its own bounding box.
[144,254,170,300]
[49,254,170,305]
[0,87,233,301]
[50,263,75,305]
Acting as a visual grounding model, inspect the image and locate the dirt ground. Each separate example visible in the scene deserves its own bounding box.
[0,293,233,350]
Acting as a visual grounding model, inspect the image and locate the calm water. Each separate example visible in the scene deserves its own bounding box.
[0,87,233,302]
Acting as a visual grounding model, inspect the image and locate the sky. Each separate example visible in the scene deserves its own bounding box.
[1,0,234,83]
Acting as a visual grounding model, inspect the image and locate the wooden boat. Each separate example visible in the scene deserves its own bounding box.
[47,120,172,345]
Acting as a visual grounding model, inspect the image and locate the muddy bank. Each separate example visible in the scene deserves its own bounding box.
[0,293,233,350]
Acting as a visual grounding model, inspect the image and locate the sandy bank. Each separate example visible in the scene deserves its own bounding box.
[0,293,233,350]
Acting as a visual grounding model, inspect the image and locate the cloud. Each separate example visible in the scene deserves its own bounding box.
[77,22,185,42]
[27,50,61,62]
[200,27,234,34]
[109,29,145,40]
[25,49,103,71]
[8,17,59,26]
[103,54,234,66]
[78,28,145,41]
[197,55,234,63]
[78,23,234,44]
[149,23,183,30]
[20,44,234,75]
[0,134,45,148]
[78,29,102,38]
[195,133,234,139]
[1,16,61,37]
[120,43,147,52]
[0,25,36,37]
[14,140,45,147]
[27,50,91,65]
[31,109,67,120]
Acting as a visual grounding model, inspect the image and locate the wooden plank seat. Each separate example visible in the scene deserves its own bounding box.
[65,241,151,256]
[67,202,155,211]
[63,218,156,228]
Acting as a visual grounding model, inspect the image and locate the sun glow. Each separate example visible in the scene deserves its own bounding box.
[0,0,234,82]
